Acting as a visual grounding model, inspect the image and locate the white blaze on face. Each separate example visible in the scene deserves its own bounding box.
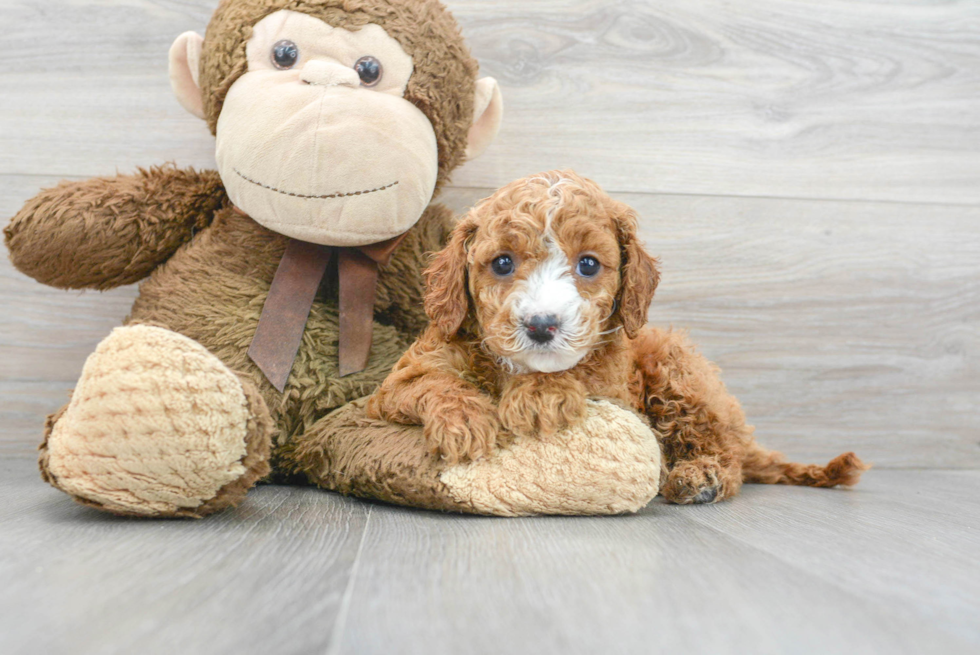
[507,230,589,374]
[215,10,438,247]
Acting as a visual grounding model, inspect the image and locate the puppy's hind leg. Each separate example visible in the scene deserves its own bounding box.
[630,327,870,504]
[663,454,743,505]
[629,326,749,504]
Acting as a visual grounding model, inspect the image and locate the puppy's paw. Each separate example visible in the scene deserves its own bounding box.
[424,396,501,465]
[662,457,737,505]
[498,376,588,438]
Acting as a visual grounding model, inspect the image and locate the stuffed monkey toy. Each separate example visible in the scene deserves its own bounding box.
[5,0,662,518]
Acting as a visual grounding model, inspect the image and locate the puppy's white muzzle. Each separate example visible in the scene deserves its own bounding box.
[506,249,590,373]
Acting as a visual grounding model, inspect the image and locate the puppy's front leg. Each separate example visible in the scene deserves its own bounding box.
[367,363,500,465]
[498,373,588,439]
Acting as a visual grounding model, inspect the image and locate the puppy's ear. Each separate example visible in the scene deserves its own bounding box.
[425,216,478,339]
[613,204,660,338]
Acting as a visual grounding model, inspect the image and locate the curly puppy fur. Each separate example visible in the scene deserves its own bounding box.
[368,170,869,504]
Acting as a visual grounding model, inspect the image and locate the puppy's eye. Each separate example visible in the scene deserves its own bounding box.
[577,255,601,277]
[354,56,383,87]
[490,254,515,277]
[272,40,299,69]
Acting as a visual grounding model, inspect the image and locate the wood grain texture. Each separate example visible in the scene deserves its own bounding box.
[0,1,978,202]
[335,473,980,655]
[0,458,371,655]
[5,459,968,655]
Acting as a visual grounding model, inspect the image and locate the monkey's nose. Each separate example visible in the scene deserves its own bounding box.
[525,314,560,344]
[300,60,360,88]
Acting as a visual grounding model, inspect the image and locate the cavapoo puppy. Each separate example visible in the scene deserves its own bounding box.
[367,170,867,504]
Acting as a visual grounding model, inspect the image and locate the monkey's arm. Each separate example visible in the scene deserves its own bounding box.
[4,165,226,290]
[366,332,500,464]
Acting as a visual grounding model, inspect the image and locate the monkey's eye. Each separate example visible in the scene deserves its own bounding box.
[490,254,515,277]
[271,40,299,69]
[577,255,601,278]
[354,56,383,87]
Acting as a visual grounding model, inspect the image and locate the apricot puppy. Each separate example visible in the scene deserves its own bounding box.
[368,170,868,503]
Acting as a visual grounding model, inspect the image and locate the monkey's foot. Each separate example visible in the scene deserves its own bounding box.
[441,400,662,515]
[39,325,272,518]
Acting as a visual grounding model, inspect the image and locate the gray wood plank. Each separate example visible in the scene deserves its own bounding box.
[4,177,978,466]
[3,459,977,655]
[680,474,980,643]
[1,1,979,202]
[0,457,370,655]
[332,470,980,655]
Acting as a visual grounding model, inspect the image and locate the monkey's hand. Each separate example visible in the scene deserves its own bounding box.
[498,374,588,439]
[4,165,226,290]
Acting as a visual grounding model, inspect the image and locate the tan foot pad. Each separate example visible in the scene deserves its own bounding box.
[440,400,662,516]
[45,325,252,516]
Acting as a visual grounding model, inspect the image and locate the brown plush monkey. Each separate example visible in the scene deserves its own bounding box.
[4,0,518,517]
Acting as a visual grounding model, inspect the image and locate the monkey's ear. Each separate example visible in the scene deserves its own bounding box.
[169,31,206,120]
[465,78,503,161]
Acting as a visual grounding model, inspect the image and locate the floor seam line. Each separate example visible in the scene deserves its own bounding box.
[677,502,936,606]
[324,504,372,655]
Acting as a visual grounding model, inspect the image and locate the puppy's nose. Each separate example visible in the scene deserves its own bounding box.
[525,314,560,343]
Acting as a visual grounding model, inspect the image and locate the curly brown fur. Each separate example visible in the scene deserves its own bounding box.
[370,171,649,462]
[628,327,750,503]
[497,373,588,439]
[201,0,478,188]
[371,170,869,502]
[628,311,869,503]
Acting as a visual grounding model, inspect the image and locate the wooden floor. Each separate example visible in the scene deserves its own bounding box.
[2,1,980,653]
[0,458,977,655]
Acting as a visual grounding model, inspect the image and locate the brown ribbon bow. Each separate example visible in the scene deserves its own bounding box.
[247,229,408,393]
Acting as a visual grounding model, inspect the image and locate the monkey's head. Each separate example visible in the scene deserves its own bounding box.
[169,0,502,246]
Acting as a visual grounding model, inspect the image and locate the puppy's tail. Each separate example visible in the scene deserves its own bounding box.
[741,441,870,488]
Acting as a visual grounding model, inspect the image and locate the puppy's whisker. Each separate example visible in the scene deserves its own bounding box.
[600,303,619,323]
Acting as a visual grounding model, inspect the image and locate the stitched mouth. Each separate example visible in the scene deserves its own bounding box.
[234,169,398,199]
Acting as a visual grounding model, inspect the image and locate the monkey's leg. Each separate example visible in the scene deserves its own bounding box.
[276,398,465,512]
[38,325,273,518]
[277,398,663,516]
[630,327,750,504]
